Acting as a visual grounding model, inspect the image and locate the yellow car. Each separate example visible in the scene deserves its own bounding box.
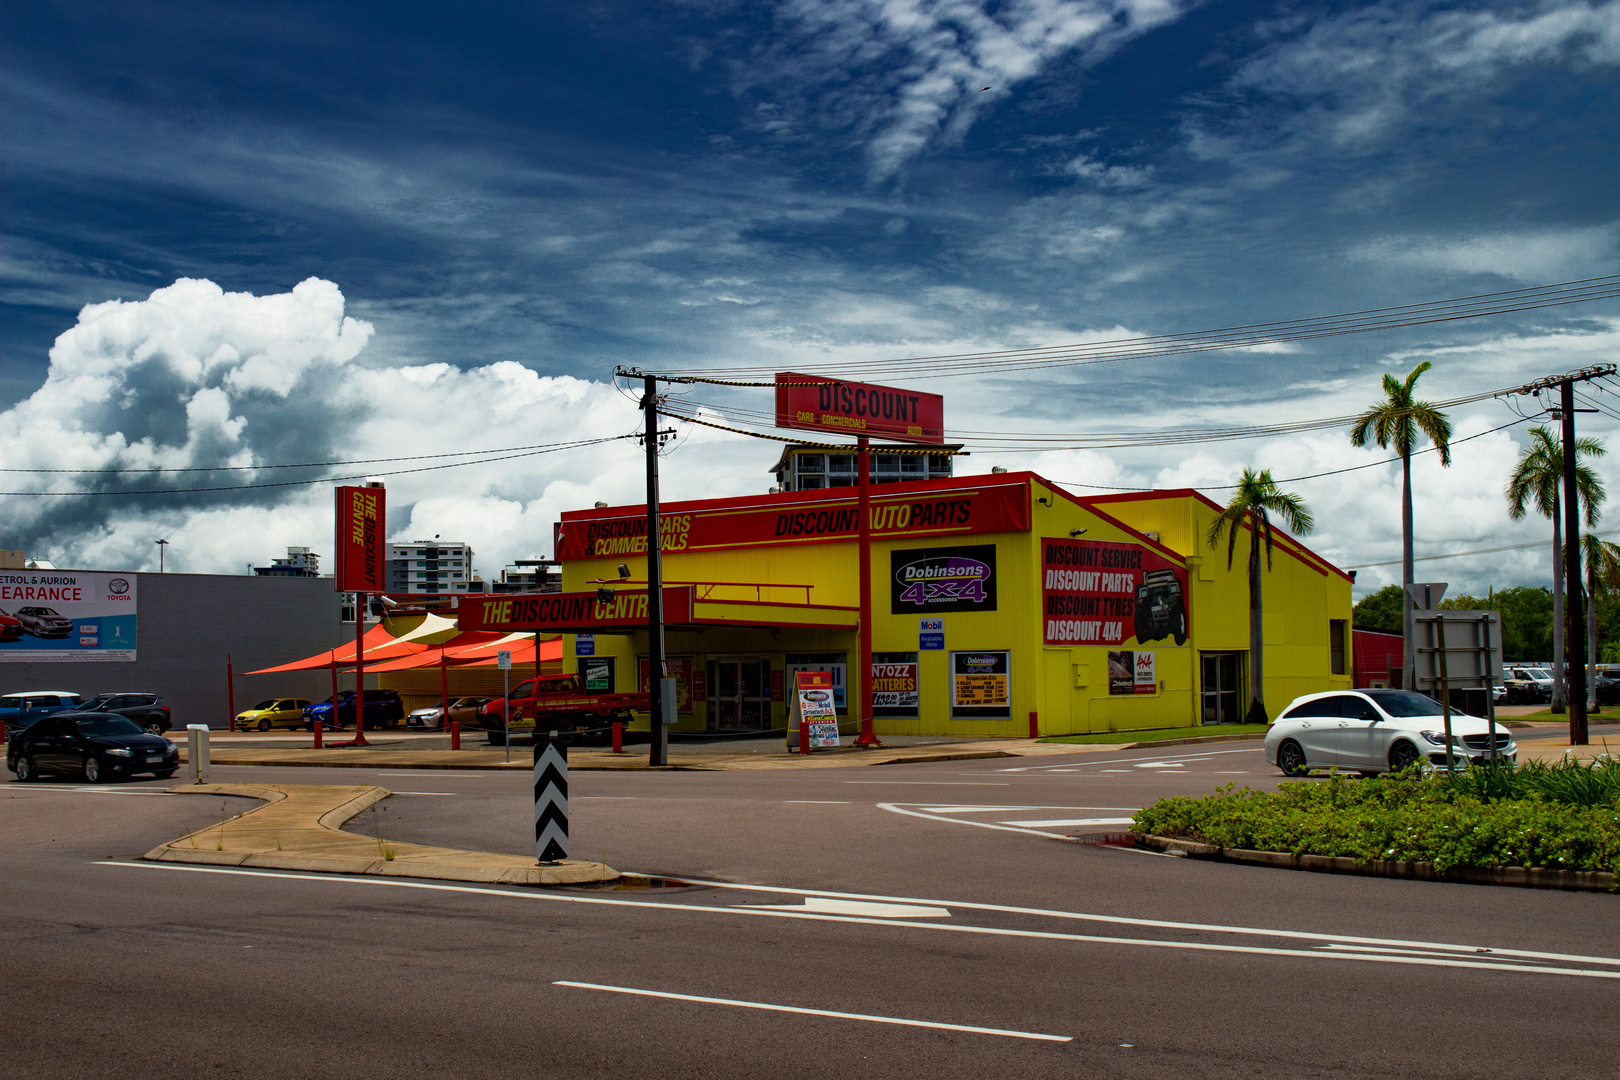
[235,698,313,731]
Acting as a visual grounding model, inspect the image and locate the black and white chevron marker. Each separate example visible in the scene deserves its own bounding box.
[534,733,568,864]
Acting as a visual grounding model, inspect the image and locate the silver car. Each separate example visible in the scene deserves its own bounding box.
[1265,689,1516,776]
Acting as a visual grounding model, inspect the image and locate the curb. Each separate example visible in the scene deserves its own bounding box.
[1133,833,1616,892]
[1039,732,1265,750]
[145,783,619,886]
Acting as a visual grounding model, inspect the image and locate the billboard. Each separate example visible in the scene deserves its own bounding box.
[951,650,1010,719]
[557,482,1028,560]
[1041,537,1188,647]
[457,587,697,633]
[334,485,386,592]
[0,570,137,661]
[890,545,997,615]
[775,372,944,445]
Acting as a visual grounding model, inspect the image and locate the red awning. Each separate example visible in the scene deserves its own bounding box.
[245,624,431,674]
[350,633,561,674]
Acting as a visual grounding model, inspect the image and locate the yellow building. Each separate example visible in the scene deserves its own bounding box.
[525,470,1352,737]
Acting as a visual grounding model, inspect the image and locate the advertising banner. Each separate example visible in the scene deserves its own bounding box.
[1041,537,1189,647]
[789,670,840,749]
[638,656,694,714]
[775,372,944,445]
[334,486,386,592]
[890,545,997,615]
[556,482,1028,560]
[580,656,614,692]
[951,650,1010,719]
[458,587,696,633]
[872,652,919,718]
[919,617,944,650]
[0,570,137,662]
[1108,650,1158,695]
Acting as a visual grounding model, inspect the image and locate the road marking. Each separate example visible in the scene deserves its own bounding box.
[999,747,1263,772]
[917,805,1137,814]
[104,863,1620,981]
[1000,817,1135,827]
[783,800,851,804]
[1133,762,1184,769]
[845,781,1009,786]
[552,982,1071,1042]
[390,791,458,796]
[1100,769,1131,773]
[738,897,950,918]
[9,786,168,795]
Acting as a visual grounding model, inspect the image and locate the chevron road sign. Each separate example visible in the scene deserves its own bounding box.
[534,734,568,864]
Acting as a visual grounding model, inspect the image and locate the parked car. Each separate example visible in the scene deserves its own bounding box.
[1,691,85,736]
[301,690,405,731]
[77,693,172,734]
[406,696,490,730]
[8,711,179,782]
[13,606,73,638]
[235,698,313,731]
[0,608,24,642]
[476,674,647,746]
[1502,666,1554,704]
[1594,673,1620,707]
[1266,689,1516,776]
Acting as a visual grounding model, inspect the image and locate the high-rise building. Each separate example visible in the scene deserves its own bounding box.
[387,540,474,594]
[253,546,321,577]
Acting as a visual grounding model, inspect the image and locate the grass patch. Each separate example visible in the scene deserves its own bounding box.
[1041,724,1269,745]
[1133,759,1620,879]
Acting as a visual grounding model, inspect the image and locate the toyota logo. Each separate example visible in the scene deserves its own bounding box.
[108,578,130,594]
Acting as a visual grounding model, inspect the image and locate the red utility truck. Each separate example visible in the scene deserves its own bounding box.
[477,673,647,745]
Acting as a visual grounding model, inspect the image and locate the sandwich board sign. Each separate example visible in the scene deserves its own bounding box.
[787,669,839,750]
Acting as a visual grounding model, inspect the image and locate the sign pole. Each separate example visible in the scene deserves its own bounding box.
[226,653,236,731]
[1436,614,1453,771]
[644,373,668,768]
[856,436,879,746]
[499,648,512,764]
[439,647,451,732]
[352,592,368,746]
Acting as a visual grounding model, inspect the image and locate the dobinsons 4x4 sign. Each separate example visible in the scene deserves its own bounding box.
[0,570,137,662]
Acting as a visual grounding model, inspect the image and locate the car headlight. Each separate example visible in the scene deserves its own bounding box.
[106,748,134,757]
[1420,730,1450,745]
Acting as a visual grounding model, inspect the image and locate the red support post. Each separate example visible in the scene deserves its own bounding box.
[855,436,881,747]
[313,719,323,749]
[1029,710,1039,740]
[449,721,460,751]
[334,593,370,747]
[611,721,623,753]
[226,653,236,731]
[329,661,339,735]
[439,649,451,732]
[800,713,811,755]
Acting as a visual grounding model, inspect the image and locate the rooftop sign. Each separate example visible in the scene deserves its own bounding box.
[458,587,696,633]
[775,372,944,445]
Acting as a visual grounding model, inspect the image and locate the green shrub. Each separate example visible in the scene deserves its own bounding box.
[1132,767,1620,878]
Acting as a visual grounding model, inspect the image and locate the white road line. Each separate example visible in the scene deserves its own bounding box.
[877,802,1078,839]
[101,863,1620,980]
[917,805,1138,815]
[846,781,1009,786]
[999,817,1135,828]
[999,748,1264,772]
[553,982,1072,1042]
[1319,944,1540,964]
[390,791,458,796]
[9,786,168,795]
[783,800,851,804]
[738,897,950,918]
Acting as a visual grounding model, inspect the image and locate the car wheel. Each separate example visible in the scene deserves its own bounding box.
[153,769,176,780]
[1277,739,1309,777]
[82,756,106,784]
[1389,741,1420,773]
[258,719,271,732]
[1172,609,1187,647]
[15,756,36,782]
[145,722,163,735]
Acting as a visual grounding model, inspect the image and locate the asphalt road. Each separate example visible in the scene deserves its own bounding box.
[5,740,1618,1079]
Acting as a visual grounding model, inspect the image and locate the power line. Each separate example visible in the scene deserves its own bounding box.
[1341,528,1620,570]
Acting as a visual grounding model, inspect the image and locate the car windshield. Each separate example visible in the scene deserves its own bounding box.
[73,716,144,736]
[1528,668,1552,679]
[252,699,279,710]
[80,694,116,708]
[0,696,22,709]
[34,608,61,617]
[1364,690,1448,717]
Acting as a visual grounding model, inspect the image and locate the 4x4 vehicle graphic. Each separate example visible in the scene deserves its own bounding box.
[1133,569,1187,646]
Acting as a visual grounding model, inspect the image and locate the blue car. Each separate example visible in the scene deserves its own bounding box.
[1,691,85,737]
[300,690,405,731]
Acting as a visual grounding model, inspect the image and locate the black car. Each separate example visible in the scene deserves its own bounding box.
[14,606,73,638]
[1133,569,1188,646]
[78,692,172,734]
[8,711,179,783]
[301,689,406,730]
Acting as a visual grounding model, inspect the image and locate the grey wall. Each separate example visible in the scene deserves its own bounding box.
[0,572,360,728]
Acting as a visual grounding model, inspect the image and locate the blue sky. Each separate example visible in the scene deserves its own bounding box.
[2,1,1617,592]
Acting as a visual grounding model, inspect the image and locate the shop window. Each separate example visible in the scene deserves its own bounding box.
[786,652,849,714]
[1330,620,1347,675]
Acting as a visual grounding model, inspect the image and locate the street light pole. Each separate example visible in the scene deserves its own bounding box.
[1560,379,1589,746]
[155,539,169,573]
[643,373,667,768]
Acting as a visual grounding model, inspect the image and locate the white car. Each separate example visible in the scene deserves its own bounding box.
[1265,689,1516,776]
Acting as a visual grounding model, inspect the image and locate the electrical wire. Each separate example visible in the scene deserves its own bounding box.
[0,434,636,497]
[645,275,1620,379]
[1341,528,1620,570]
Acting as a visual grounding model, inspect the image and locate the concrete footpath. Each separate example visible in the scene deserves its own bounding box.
[145,783,618,886]
[173,733,1127,771]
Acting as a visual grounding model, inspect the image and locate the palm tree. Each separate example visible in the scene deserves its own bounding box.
[1206,469,1315,724]
[1506,426,1604,712]
[1579,533,1620,712]
[1349,361,1452,693]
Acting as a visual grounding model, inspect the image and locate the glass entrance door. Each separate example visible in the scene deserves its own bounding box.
[711,658,771,731]
[1201,652,1245,725]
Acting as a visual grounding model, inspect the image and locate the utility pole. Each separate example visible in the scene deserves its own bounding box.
[1560,379,1589,746]
[642,373,667,768]
[1508,364,1615,745]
